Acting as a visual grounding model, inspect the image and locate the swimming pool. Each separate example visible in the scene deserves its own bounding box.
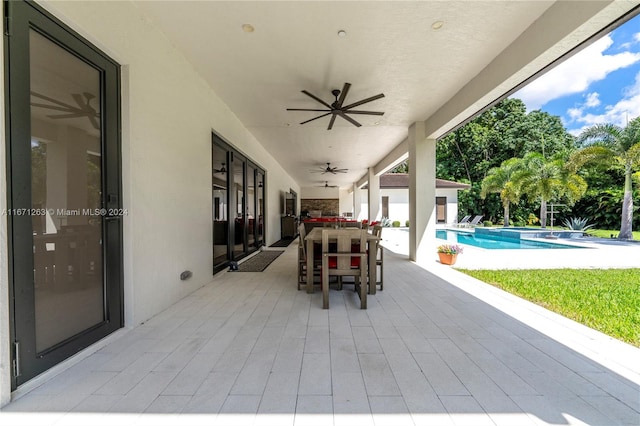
[436,229,584,250]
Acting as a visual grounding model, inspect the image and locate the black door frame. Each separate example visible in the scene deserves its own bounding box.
[4,0,123,389]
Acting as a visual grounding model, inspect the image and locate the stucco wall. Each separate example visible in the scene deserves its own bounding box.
[380,188,461,225]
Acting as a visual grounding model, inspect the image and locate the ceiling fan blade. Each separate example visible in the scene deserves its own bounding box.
[88,115,100,129]
[336,82,351,108]
[30,91,76,109]
[301,90,332,109]
[286,108,331,112]
[342,93,385,110]
[327,114,337,130]
[72,93,87,108]
[30,103,77,113]
[338,111,362,127]
[344,110,385,115]
[299,112,331,125]
[47,113,86,119]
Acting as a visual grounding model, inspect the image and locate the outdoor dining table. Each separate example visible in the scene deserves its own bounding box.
[304,227,380,296]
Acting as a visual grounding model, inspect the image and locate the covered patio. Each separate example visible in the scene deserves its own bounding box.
[2,244,638,425]
[2,0,640,418]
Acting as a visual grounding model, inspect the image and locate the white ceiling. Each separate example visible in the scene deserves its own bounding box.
[133,1,637,190]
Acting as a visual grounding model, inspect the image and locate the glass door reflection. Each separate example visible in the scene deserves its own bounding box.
[212,144,228,269]
[247,165,256,248]
[233,155,245,259]
[30,30,104,352]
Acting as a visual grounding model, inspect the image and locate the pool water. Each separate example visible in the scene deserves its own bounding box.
[436,229,583,250]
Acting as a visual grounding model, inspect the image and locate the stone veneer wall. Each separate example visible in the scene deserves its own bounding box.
[301,199,339,216]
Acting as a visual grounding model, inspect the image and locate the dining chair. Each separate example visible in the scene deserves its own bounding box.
[372,225,384,291]
[297,223,321,290]
[321,229,367,309]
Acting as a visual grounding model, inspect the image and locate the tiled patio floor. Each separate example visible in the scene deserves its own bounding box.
[1,243,639,425]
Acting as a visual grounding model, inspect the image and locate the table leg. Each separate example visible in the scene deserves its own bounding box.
[306,238,314,293]
[369,239,377,295]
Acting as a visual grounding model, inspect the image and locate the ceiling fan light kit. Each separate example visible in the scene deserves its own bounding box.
[286,82,384,130]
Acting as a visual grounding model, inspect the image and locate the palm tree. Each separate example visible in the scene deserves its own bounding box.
[571,118,640,240]
[480,158,521,226]
[513,152,587,228]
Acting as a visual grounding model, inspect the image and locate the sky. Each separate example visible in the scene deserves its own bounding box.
[512,13,640,136]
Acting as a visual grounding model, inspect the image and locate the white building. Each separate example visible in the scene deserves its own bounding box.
[368,174,470,225]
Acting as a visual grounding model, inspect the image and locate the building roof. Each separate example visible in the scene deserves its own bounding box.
[372,173,471,190]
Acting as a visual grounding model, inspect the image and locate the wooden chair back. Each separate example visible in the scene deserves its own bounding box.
[321,229,368,309]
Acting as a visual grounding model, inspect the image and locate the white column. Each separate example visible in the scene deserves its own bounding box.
[367,167,381,222]
[353,183,362,220]
[408,122,436,263]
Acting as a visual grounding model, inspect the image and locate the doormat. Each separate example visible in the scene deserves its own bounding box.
[236,250,284,272]
[269,237,295,248]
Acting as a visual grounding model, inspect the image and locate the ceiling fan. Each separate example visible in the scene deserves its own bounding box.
[286,82,384,130]
[311,162,348,174]
[30,91,100,130]
[213,162,227,173]
[316,181,339,188]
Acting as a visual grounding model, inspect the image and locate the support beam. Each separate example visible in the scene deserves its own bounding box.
[408,122,436,263]
[353,183,362,221]
[367,168,381,222]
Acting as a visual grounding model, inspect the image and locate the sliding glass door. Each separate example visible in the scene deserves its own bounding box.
[212,134,265,273]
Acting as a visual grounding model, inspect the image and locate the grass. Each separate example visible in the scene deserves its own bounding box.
[586,228,640,240]
[458,268,640,347]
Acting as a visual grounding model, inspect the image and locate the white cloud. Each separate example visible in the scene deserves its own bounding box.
[564,92,600,126]
[634,32,640,42]
[566,70,640,136]
[513,35,640,110]
[584,92,601,108]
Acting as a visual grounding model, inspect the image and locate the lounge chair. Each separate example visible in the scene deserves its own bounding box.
[466,215,484,227]
[453,215,471,227]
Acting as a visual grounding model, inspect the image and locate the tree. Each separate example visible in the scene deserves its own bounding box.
[480,158,522,226]
[389,162,408,173]
[436,98,577,223]
[571,118,640,239]
[513,152,587,227]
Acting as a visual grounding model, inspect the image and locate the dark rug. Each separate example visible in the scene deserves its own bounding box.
[236,250,284,272]
[269,237,295,247]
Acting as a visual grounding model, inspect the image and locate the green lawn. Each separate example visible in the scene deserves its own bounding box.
[458,269,640,347]
[586,229,640,240]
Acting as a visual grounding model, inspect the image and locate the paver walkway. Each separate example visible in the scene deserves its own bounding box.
[1,244,638,425]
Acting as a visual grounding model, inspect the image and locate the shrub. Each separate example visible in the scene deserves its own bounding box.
[483,220,493,227]
[562,217,595,231]
[527,214,539,226]
[392,220,401,227]
[405,220,410,227]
